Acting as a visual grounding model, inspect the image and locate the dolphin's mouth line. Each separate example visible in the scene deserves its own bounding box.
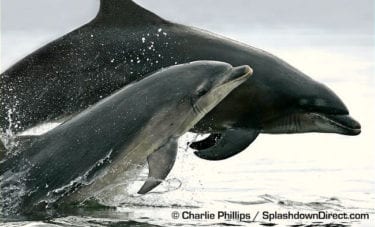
[312,112,361,134]
[261,111,361,136]
[315,114,350,130]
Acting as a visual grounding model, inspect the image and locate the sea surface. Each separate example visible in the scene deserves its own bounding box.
[1,26,374,226]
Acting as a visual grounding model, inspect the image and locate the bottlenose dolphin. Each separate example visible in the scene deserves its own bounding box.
[0,0,360,160]
[0,61,252,215]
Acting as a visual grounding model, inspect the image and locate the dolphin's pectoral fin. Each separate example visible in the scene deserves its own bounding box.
[189,133,222,150]
[138,139,178,194]
[193,129,259,161]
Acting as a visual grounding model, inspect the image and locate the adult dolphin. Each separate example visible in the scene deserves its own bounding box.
[0,61,252,215]
[0,0,360,160]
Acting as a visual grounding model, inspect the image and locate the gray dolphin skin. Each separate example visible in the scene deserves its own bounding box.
[0,0,360,160]
[0,61,252,215]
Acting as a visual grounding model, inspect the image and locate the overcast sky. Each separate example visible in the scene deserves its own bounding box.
[1,0,374,34]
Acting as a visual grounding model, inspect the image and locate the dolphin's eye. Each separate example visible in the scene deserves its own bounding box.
[196,87,209,97]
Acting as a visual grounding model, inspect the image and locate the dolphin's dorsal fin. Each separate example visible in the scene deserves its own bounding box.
[94,0,169,26]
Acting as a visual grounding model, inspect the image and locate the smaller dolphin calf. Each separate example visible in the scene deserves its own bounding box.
[0,61,252,215]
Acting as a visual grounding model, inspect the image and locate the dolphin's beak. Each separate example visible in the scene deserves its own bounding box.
[293,82,361,135]
[261,80,362,135]
[232,65,253,78]
[317,114,361,135]
[223,65,253,84]
[192,64,252,117]
[230,65,253,79]
[262,111,361,136]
